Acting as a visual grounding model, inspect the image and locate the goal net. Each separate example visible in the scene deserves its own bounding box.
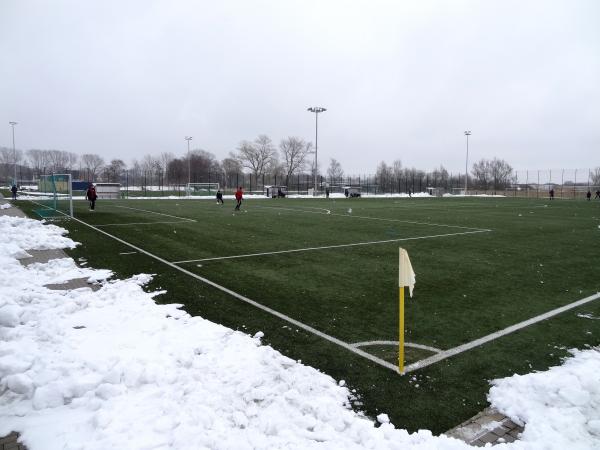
[33,174,73,218]
[186,183,220,197]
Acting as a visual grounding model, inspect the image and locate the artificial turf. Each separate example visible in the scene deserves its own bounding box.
[17,195,600,433]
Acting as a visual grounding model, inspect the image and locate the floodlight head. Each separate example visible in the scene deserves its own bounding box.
[464,130,471,136]
[308,107,327,113]
[185,136,193,141]
[9,121,17,126]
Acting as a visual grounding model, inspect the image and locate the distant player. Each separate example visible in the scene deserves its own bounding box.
[595,190,600,200]
[586,190,592,201]
[86,183,98,210]
[11,184,17,201]
[549,188,554,200]
[234,186,243,211]
[216,189,224,204]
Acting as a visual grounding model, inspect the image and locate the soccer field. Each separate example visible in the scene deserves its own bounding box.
[22,195,600,433]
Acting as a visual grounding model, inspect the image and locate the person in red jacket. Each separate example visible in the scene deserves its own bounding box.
[234,186,243,211]
[86,183,98,210]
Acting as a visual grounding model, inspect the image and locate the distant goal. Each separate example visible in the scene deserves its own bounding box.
[32,173,73,218]
[186,183,220,197]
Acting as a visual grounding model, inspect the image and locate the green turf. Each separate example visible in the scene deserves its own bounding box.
[17,196,600,434]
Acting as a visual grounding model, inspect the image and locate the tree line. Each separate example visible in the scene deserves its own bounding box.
[2,142,599,192]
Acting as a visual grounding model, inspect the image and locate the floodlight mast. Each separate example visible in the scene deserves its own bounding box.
[464,130,471,195]
[185,136,193,185]
[307,107,326,195]
[9,122,17,185]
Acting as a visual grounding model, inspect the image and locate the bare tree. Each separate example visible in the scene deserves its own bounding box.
[471,159,491,190]
[431,165,449,185]
[46,150,70,173]
[376,161,393,192]
[327,158,343,181]
[81,154,105,182]
[489,158,514,189]
[236,135,276,178]
[27,149,49,177]
[0,147,13,182]
[66,152,78,172]
[221,156,242,188]
[392,160,403,178]
[590,167,600,186]
[279,137,312,179]
[159,152,175,184]
[107,159,126,183]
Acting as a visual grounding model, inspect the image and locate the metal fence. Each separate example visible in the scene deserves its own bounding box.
[114,168,598,199]
[9,166,598,200]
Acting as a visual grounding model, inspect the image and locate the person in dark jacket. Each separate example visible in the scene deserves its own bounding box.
[586,190,592,201]
[86,184,98,210]
[549,188,554,200]
[11,184,17,200]
[595,190,600,200]
[216,190,224,204]
[234,186,243,211]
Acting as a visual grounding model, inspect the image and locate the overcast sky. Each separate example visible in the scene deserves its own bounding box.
[1,0,598,174]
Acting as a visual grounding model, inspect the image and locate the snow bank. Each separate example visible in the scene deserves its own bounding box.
[489,348,600,449]
[0,216,78,258]
[1,214,599,449]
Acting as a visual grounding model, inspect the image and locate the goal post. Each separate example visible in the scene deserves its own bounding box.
[186,183,220,197]
[34,174,73,218]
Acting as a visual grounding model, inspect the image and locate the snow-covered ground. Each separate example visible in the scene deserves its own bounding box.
[0,213,599,449]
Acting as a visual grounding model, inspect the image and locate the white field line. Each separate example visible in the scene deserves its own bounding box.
[351,340,442,354]
[403,291,600,374]
[65,214,399,373]
[96,220,191,227]
[254,204,489,231]
[171,229,491,264]
[113,205,196,222]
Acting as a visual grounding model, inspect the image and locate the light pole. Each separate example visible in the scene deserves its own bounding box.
[307,107,326,195]
[464,130,471,195]
[185,136,193,186]
[9,122,17,185]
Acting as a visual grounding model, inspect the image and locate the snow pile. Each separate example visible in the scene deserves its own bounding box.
[1,214,599,449]
[489,348,600,449]
[1,203,11,209]
[0,216,78,258]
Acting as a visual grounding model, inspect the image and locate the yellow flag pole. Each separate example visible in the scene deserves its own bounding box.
[399,285,405,373]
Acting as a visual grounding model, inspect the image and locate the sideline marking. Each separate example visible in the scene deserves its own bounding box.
[113,205,196,222]
[65,214,400,373]
[404,291,600,374]
[351,340,442,354]
[171,229,491,264]
[96,220,191,227]
[255,204,489,231]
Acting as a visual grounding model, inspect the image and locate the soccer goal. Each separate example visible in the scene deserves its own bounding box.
[33,174,73,218]
[186,183,220,197]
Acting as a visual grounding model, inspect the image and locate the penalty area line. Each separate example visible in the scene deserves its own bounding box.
[66,215,400,373]
[404,291,600,374]
[254,204,489,232]
[171,229,491,264]
[113,205,196,222]
[96,220,193,227]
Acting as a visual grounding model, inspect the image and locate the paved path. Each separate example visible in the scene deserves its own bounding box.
[445,407,524,446]
[0,196,523,448]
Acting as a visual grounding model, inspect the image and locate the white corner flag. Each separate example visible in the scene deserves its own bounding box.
[398,247,415,373]
[399,248,415,297]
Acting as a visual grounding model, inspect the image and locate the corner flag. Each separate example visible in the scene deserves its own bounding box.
[398,248,415,373]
